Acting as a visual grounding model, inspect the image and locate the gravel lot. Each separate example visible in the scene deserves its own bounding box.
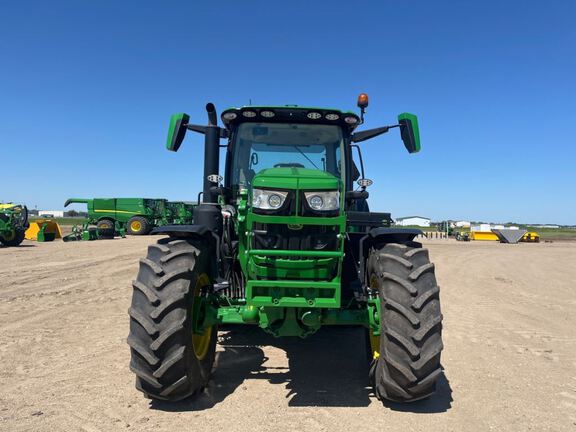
[1,237,575,431]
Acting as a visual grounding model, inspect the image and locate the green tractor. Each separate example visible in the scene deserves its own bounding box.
[127,95,443,403]
[0,203,29,247]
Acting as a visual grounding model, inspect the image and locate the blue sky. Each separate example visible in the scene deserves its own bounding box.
[1,1,574,224]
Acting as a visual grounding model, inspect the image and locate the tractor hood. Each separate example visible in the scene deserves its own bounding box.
[252,167,340,190]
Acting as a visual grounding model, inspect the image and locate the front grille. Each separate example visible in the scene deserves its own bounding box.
[252,223,338,251]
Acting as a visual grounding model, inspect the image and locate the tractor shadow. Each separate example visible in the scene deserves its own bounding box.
[150,325,452,412]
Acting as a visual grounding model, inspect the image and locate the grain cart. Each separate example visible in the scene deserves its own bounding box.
[65,198,165,235]
[127,96,443,403]
[0,203,29,246]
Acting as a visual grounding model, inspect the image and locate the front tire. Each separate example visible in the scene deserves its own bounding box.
[0,228,25,246]
[127,237,217,401]
[367,242,443,402]
[97,219,115,239]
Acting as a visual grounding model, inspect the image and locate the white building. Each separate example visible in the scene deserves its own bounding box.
[395,216,431,227]
[455,220,471,228]
[39,210,64,218]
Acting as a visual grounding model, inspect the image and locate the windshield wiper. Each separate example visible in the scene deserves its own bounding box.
[293,145,320,170]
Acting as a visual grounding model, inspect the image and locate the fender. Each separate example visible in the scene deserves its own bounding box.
[151,224,211,237]
[367,227,422,244]
[152,224,221,280]
[358,227,423,285]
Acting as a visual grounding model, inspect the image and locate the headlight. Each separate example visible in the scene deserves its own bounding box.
[252,189,288,210]
[304,191,340,211]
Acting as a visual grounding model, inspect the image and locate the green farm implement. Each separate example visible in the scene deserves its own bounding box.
[0,203,29,247]
[127,95,444,403]
[65,198,165,235]
[63,220,126,242]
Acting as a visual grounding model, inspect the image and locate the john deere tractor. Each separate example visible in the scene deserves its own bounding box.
[127,95,443,403]
[0,203,29,247]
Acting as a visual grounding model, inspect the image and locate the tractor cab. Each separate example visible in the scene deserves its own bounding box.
[227,120,343,195]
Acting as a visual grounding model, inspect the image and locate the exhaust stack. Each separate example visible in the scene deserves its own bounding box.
[203,103,220,204]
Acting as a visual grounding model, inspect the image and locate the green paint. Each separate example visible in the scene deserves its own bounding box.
[252,167,340,191]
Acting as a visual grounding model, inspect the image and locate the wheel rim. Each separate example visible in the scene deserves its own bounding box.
[192,273,213,361]
[369,274,380,360]
[130,220,142,232]
[193,326,212,361]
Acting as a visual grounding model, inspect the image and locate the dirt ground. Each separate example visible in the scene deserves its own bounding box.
[1,237,575,432]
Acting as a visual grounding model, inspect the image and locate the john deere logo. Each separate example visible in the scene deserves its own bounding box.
[288,224,303,230]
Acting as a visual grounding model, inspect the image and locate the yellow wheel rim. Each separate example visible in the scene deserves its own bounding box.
[130,220,142,232]
[193,326,213,361]
[192,273,213,361]
[369,274,380,360]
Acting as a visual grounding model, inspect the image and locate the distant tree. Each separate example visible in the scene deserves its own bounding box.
[66,210,79,217]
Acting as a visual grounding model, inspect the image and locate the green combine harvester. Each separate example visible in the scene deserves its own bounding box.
[0,203,29,247]
[65,197,166,235]
[127,95,444,404]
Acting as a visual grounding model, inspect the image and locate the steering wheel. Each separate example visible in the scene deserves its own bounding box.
[274,163,305,168]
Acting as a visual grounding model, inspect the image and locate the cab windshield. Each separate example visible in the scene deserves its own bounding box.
[230,122,344,189]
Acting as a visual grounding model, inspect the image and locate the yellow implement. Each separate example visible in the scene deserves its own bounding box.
[469,231,499,241]
[25,219,63,241]
[521,232,540,243]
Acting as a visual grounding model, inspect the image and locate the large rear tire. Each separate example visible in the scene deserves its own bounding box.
[128,237,217,401]
[367,242,443,402]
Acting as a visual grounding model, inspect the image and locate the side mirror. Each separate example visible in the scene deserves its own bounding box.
[398,113,421,153]
[166,113,190,152]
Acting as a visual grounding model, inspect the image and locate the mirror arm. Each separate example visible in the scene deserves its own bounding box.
[186,124,207,134]
[351,124,399,143]
[186,124,228,138]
